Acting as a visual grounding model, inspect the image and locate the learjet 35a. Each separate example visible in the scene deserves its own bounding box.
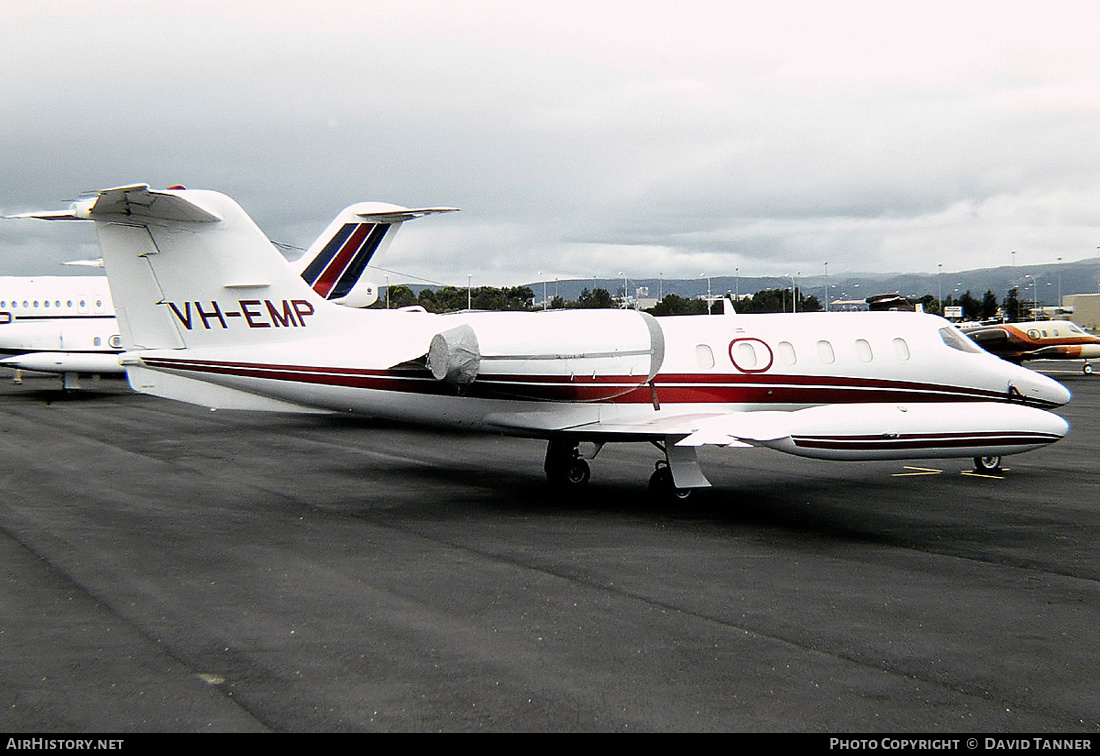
[12,185,1072,497]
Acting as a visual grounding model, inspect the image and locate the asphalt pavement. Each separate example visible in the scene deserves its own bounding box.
[0,365,1097,732]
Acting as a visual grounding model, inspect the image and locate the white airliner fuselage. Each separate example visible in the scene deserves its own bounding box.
[0,276,121,385]
[12,185,1072,496]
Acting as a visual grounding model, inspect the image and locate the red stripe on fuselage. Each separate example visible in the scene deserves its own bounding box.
[139,357,1022,406]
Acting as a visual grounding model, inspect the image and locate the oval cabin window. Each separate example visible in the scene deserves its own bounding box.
[777,341,797,366]
[817,340,835,364]
[696,344,715,369]
[893,338,910,361]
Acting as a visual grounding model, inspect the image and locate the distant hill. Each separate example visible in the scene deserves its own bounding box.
[525,257,1100,307]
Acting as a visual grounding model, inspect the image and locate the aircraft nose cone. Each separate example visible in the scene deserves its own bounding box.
[1014,370,1072,407]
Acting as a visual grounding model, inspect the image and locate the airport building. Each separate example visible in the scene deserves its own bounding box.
[1064,293,1100,331]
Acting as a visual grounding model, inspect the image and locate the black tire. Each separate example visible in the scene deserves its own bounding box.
[547,456,590,488]
[648,463,693,501]
[973,455,1002,473]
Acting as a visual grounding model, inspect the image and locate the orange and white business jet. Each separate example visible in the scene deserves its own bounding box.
[960,319,1100,375]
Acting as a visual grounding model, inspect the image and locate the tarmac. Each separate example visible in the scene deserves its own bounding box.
[0,363,1097,733]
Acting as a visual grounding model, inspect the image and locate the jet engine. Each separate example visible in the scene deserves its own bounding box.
[424,309,665,402]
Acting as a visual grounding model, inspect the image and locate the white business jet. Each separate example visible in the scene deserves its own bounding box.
[1,195,447,387]
[13,185,1072,498]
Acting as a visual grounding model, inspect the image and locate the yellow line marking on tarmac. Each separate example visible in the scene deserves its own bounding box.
[892,466,943,477]
[960,470,1005,480]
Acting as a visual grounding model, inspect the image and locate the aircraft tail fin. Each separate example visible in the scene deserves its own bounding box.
[28,184,361,351]
[296,203,458,307]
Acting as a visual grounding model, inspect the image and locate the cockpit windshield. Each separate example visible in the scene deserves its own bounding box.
[940,326,984,354]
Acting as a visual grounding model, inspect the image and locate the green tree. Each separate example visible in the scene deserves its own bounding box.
[1003,288,1023,321]
[647,293,708,316]
[737,288,820,313]
[376,284,417,309]
[981,290,999,319]
[572,287,617,309]
[958,290,982,320]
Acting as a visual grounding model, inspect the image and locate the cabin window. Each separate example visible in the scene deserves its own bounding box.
[939,326,983,353]
[854,339,873,362]
[735,341,758,369]
[695,344,715,369]
[893,338,910,361]
[777,341,797,366]
[817,340,835,364]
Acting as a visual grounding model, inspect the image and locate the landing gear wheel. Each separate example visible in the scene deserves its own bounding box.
[544,440,591,488]
[973,455,1002,473]
[648,461,693,501]
[1084,362,1094,375]
[558,458,591,487]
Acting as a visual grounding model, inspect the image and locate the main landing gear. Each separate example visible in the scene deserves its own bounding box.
[543,438,706,501]
[648,459,694,501]
[543,439,593,488]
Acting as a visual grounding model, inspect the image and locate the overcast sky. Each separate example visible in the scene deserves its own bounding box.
[3,0,1100,289]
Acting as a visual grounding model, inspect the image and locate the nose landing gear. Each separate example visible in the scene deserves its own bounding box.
[972,455,1002,473]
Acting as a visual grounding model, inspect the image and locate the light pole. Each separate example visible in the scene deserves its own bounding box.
[937,263,943,312]
[1057,257,1063,310]
[1024,274,1036,317]
[789,273,798,314]
[539,271,547,310]
[701,273,711,313]
[823,262,828,312]
[467,274,472,310]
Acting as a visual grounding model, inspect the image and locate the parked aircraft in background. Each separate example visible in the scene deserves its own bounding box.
[959,320,1100,375]
[12,185,1072,497]
[1,198,453,388]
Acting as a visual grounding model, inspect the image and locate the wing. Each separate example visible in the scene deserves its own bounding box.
[489,401,1067,461]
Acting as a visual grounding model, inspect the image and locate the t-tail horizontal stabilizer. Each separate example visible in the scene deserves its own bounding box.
[297,203,458,308]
